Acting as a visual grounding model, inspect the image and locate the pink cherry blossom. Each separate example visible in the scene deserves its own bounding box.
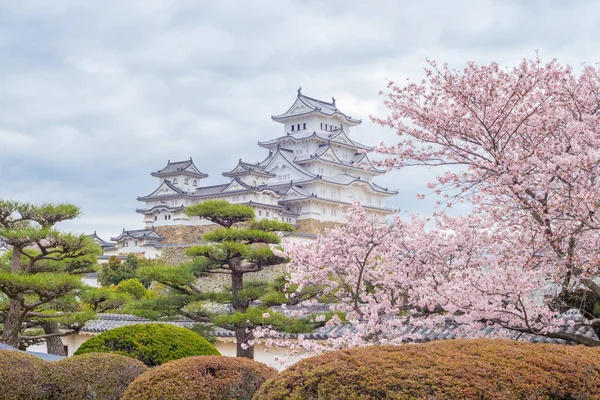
[278,57,600,351]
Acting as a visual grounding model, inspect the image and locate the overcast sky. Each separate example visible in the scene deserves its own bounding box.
[1,0,598,239]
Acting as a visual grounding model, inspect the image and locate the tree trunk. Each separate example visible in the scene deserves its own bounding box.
[231,261,255,358]
[2,299,23,347]
[1,248,23,347]
[235,327,255,359]
[41,322,67,356]
[231,268,246,312]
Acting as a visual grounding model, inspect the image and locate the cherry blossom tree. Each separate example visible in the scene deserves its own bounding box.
[275,57,600,350]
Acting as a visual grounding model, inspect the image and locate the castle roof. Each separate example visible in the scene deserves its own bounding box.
[294,144,385,174]
[222,159,276,178]
[151,158,208,179]
[258,129,372,151]
[87,232,116,250]
[135,204,185,215]
[272,88,361,126]
[111,227,164,242]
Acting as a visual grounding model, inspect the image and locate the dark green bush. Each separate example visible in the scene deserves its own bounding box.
[47,352,147,400]
[0,350,50,400]
[121,356,277,400]
[73,323,220,366]
[254,339,600,400]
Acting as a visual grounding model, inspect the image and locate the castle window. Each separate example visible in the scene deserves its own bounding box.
[259,210,262,216]
[165,215,168,220]
[291,125,295,132]
[154,216,157,221]
[173,178,178,184]
[297,124,300,131]
[266,211,269,217]
[168,215,171,220]
[185,178,189,185]
[303,123,306,129]
[193,180,197,186]
[135,241,138,246]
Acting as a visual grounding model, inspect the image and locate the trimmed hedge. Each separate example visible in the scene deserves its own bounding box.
[73,323,220,366]
[48,352,147,400]
[254,339,600,400]
[121,356,277,400]
[0,350,50,400]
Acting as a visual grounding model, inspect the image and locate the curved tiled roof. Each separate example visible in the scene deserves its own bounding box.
[151,158,208,178]
[111,227,164,242]
[258,130,372,151]
[223,159,276,178]
[272,89,362,125]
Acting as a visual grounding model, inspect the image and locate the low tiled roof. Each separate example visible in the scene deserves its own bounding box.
[79,310,598,346]
[81,314,196,333]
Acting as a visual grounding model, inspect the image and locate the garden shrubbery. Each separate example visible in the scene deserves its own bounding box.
[121,355,277,400]
[48,352,147,400]
[73,323,220,366]
[0,350,50,400]
[254,339,600,400]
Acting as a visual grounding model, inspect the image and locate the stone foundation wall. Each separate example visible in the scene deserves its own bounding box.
[157,247,192,265]
[154,225,218,245]
[296,219,344,235]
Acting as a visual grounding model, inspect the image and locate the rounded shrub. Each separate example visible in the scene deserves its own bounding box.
[73,323,220,366]
[254,339,600,400]
[121,356,277,400]
[47,352,147,400]
[0,349,50,400]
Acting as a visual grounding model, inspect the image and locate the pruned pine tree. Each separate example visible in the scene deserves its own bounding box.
[0,200,102,353]
[135,200,298,359]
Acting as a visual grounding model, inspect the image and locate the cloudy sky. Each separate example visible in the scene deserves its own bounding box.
[1,0,598,239]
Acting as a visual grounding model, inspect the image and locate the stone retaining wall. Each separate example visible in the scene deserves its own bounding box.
[295,218,344,235]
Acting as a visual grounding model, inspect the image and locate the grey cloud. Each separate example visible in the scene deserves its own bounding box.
[1,0,599,237]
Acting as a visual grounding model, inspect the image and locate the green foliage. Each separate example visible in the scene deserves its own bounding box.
[78,286,130,312]
[254,339,600,400]
[186,241,248,261]
[0,350,51,400]
[99,254,151,287]
[214,306,315,334]
[121,356,277,400]
[115,278,149,300]
[0,200,80,231]
[259,274,332,306]
[0,199,101,349]
[73,323,220,366]
[249,219,296,233]
[204,227,282,244]
[0,271,81,299]
[124,293,193,320]
[48,352,148,400]
[185,200,255,228]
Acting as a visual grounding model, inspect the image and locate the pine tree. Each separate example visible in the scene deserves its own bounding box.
[0,200,101,351]
[135,200,303,358]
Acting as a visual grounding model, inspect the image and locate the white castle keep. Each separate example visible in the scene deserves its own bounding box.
[136,89,397,229]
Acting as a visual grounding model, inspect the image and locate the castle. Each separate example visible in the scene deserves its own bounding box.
[100,89,397,259]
